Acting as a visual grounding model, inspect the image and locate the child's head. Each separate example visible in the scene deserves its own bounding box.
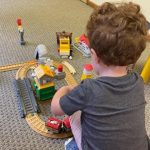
[86,2,147,66]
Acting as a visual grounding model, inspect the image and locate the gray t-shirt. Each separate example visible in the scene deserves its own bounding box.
[60,72,148,150]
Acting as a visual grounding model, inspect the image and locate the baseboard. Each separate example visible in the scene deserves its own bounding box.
[87,0,98,9]
[80,0,88,4]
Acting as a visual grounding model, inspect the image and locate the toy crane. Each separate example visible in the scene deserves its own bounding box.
[56,31,73,59]
[16,18,26,45]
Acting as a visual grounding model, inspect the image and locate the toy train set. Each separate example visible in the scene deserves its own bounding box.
[12,58,78,138]
[11,35,93,137]
[13,58,70,133]
[11,54,149,139]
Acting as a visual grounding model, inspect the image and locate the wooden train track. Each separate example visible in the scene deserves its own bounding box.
[15,60,77,138]
[0,60,36,72]
[62,61,76,74]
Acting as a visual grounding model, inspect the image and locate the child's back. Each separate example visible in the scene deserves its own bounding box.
[71,72,147,149]
[51,2,148,150]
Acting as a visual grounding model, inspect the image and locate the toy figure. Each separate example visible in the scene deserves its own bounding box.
[81,64,93,81]
[16,18,26,45]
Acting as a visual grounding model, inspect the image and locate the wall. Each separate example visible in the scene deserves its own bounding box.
[89,0,150,22]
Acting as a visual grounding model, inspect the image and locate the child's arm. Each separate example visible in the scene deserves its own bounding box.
[51,85,75,116]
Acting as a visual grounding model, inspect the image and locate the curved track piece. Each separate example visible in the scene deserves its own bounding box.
[62,61,76,74]
[26,113,72,138]
[0,60,35,72]
[15,60,77,138]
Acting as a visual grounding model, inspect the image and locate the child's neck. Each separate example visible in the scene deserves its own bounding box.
[98,65,128,77]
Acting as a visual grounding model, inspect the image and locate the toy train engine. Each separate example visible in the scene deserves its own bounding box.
[45,117,71,133]
[45,117,62,133]
[56,31,73,59]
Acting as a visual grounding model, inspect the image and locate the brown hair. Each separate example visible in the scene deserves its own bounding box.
[86,2,147,66]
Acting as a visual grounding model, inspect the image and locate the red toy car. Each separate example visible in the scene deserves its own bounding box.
[45,117,62,133]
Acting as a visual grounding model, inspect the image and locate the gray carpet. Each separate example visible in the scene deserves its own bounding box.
[0,0,150,150]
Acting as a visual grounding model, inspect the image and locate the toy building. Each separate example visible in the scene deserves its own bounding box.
[56,31,73,59]
[33,63,66,101]
[33,64,55,100]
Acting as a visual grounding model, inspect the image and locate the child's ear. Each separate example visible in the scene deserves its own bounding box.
[91,48,100,63]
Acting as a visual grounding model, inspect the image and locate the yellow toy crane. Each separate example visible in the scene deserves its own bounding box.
[141,55,150,84]
[56,31,73,59]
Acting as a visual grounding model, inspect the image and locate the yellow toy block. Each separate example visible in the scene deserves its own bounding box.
[81,74,92,81]
[141,56,150,84]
